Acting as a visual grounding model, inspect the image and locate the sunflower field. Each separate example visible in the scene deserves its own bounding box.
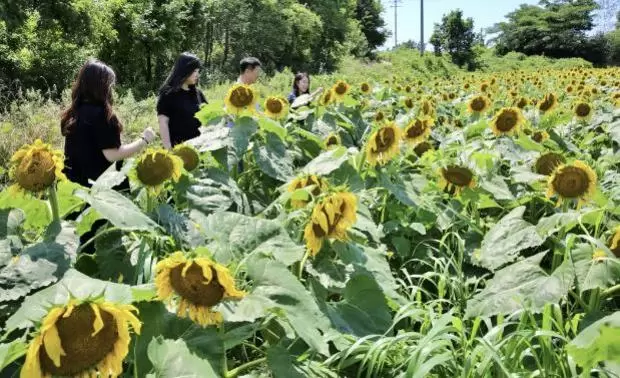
[1,66,620,378]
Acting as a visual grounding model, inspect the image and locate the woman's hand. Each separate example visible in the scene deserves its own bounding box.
[142,127,156,144]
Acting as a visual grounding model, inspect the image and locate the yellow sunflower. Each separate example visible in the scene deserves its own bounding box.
[287,174,329,209]
[538,93,558,114]
[324,133,341,150]
[573,101,593,120]
[21,301,140,378]
[332,80,350,101]
[608,226,620,258]
[365,123,402,166]
[9,139,66,195]
[173,144,200,172]
[319,89,335,106]
[360,82,371,94]
[490,107,525,136]
[534,152,566,176]
[131,148,183,195]
[467,95,491,114]
[225,84,256,115]
[546,160,597,208]
[403,97,415,111]
[303,191,357,256]
[403,118,433,145]
[374,110,386,123]
[516,97,529,109]
[155,252,245,327]
[438,165,476,195]
[532,130,550,144]
[419,99,436,119]
[264,96,288,120]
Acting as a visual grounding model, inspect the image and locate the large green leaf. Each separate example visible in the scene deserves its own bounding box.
[471,206,545,271]
[229,116,259,165]
[570,244,620,291]
[378,171,427,208]
[480,176,515,201]
[146,337,219,378]
[188,125,230,152]
[267,345,305,378]
[6,269,134,331]
[567,311,620,369]
[76,188,158,231]
[93,229,150,284]
[0,190,50,230]
[253,132,294,181]
[154,204,203,248]
[301,147,351,176]
[0,339,27,371]
[223,256,332,356]
[536,211,581,238]
[194,100,226,126]
[191,211,304,266]
[259,118,287,140]
[56,180,86,217]
[186,169,244,215]
[465,252,574,318]
[0,208,24,239]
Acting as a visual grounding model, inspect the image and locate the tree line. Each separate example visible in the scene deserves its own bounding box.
[0,0,388,100]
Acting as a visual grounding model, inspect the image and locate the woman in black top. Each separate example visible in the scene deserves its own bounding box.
[157,53,207,149]
[61,60,156,189]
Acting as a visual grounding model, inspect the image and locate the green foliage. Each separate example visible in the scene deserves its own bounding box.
[430,10,479,70]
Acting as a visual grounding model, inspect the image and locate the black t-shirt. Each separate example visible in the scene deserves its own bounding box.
[63,104,122,188]
[157,86,207,146]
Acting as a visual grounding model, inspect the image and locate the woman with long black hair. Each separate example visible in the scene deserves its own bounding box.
[287,72,323,108]
[158,52,207,149]
[61,59,156,189]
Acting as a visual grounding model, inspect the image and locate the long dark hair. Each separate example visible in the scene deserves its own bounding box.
[292,72,310,97]
[159,52,202,95]
[61,59,122,136]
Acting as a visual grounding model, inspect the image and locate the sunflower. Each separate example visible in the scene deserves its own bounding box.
[608,226,620,258]
[592,249,608,262]
[287,174,329,208]
[360,82,371,94]
[532,130,550,144]
[225,84,256,115]
[534,152,566,176]
[413,141,434,157]
[546,160,597,208]
[538,93,558,113]
[21,301,141,378]
[467,95,491,114]
[490,107,525,136]
[419,99,436,118]
[516,97,529,109]
[332,80,350,101]
[173,144,200,172]
[438,165,476,195]
[404,97,415,110]
[480,82,490,92]
[155,252,245,327]
[9,139,66,195]
[303,192,357,256]
[374,111,385,123]
[365,123,402,166]
[403,118,432,145]
[319,89,334,106]
[131,148,183,195]
[573,101,593,120]
[264,96,288,120]
[324,133,341,150]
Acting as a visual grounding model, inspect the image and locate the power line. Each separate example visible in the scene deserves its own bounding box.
[389,0,403,47]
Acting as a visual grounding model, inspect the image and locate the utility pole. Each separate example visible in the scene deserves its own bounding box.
[390,0,402,48]
[420,0,424,55]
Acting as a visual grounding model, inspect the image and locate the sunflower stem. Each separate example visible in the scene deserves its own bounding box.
[602,284,620,300]
[220,324,228,376]
[48,184,61,225]
[298,249,311,281]
[225,357,267,378]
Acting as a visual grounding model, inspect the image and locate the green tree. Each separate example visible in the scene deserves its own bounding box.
[355,0,389,53]
[430,10,478,69]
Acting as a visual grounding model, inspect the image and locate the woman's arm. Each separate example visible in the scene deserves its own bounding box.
[102,128,156,162]
[159,115,172,150]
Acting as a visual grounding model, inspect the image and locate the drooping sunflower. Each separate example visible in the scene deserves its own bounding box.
[287,174,329,209]
[403,118,432,145]
[573,101,593,120]
[516,97,529,109]
[538,93,558,114]
[155,252,245,327]
[419,99,436,118]
[438,165,476,195]
[608,226,620,258]
[319,88,335,106]
[490,107,525,136]
[173,144,200,172]
[324,133,341,150]
[365,122,402,166]
[413,141,434,157]
[9,139,66,195]
[225,84,256,115]
[403,97,415,110]
[532,130,550,144]
[360,82,371,94]
[467,95,491,114]
[332,80,350,101]
[21,301,141,378]
[263,96,288,120]
[534,152,566,176]
[131,148,183,194]
[546,160,597,208]
[303,191,357,256]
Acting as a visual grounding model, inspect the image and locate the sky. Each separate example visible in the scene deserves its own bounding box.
[379,0,541,49]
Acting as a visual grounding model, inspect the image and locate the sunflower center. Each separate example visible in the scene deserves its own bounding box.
[40,304,118,376]
[414,142,432,157]
[552,166,590,198]
[532,131,544,143]
[229,87,254,108]
[575,103,591,117]
[421,102,432,115]
[375,112,384,122]
[495,109,519,132]
[15,150,56,192]
[405,98,414,109]
[406,121,426,139]
[136,152,175,186]
[170,264,225,307]
[266,98,283,114]
[334,83,348,95]
[443,166,473,187]
[535,153,565,176]
[174,147,200,171]
[470,97,487,112]
[305,176,324,196]
[539,94,556,112]
[373,127,396,153]
[326,136,339,147]
[361,83,370,92]
[517,98,528,109]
